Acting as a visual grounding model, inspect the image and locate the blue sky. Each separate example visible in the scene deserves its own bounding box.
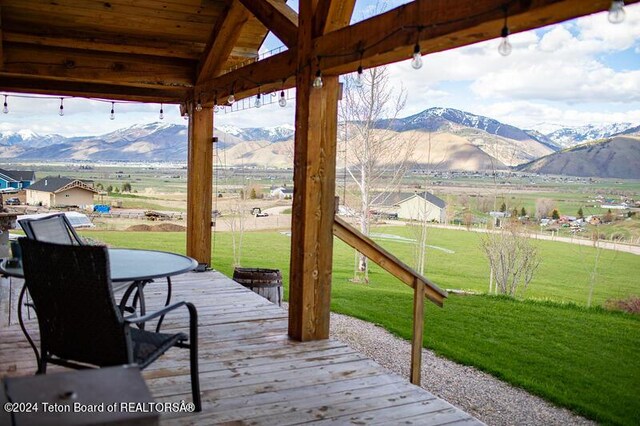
[1,1,639,137]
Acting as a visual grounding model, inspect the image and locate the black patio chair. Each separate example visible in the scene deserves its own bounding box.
[18,213,171,329]
[18,238,201,412]
[18,213,84,245]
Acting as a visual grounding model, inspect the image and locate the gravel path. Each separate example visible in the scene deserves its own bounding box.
[327,310,595,426]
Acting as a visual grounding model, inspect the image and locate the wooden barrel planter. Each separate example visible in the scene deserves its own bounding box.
[232,268,283,306]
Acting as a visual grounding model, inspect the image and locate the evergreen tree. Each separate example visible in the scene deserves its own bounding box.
[551,209,560,220]
[577,207,584,219]
[500,202,507,212]
[520,207,526,217]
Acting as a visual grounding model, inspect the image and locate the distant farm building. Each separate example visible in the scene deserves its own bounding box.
[270,187,294,199]
[0,168,35,190]
[373,192,446,223]
[26,177,98,208]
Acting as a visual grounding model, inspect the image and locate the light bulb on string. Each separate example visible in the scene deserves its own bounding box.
[279,90,287,107]
[195,95,203,112]
[59,98,64,116]
[3,95,8,114]
[354,65,364,88]
[255,91,261,108]
[227,91,235,104]
[213,95,220,113]
[110,102,115,120]
[313,70,323,89]
[608,0,625,24]
[159,103,164,120]
[271,91,277,98]
[498,7,512,56]
[411,43,423,69]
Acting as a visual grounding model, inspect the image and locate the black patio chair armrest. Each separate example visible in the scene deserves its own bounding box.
[124,301,196,325]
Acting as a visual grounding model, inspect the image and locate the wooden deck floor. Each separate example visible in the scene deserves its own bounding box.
[0,271,482,425]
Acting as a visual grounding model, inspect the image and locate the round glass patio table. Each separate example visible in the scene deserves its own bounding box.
[0,248,198,282]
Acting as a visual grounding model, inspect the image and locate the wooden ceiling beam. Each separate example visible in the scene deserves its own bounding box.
[316,0,638,76]
[313,0,356,36]
[198,49,296,105]
[238,0,298,47]
[3,44,193,88]
[0,75,186,103]
[3,31,204,60]
[0,6,4,68]
[196,0,251,85]
[201,0,634,104]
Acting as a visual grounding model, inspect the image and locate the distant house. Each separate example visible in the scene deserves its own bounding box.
[270,187,294,199]
[373,191,446,223]
[0,168,36,190]
[26,177,98,208]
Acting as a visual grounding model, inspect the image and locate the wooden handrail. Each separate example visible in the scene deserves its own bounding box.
[332,215,447,385]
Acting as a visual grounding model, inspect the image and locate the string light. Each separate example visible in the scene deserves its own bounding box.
[498,7,512,56]
[411,43,423,69]
[195,94,203,112]
[254,90,262,108]
[227,90,236,105]
[608,0,625,24]
[271,91,277,98]
[59,97,64,116]
[279,90,287,107]
[354,65,364,88]
[159,103,164,120]
[3,95,8,114]
[110,102,115,120]
[213,94,220,113]
[313,69,323,89]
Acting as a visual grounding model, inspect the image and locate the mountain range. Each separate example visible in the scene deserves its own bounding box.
[1,108,638,177]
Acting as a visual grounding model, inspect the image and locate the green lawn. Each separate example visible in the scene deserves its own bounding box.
[83,228,640,425]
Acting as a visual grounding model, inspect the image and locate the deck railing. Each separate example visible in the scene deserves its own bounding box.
[333,216,447,385]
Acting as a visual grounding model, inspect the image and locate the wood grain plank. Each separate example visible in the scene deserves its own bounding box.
[238,0,298,47]
[186,106,213,266]
[196,0,251,84]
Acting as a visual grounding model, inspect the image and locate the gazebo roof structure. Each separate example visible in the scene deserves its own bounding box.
[0,0,635,358]
[0,0,633,105]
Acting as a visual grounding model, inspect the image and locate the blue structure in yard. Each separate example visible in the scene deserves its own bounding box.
[0,168,36,190]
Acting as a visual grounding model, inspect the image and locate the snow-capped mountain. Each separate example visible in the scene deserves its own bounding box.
[375,107,535,142]
[215,124,295,142]
[0,130,66,147]
[530,123,635,148]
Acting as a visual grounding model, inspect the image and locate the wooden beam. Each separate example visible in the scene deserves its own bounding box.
[2,44,193,88]
[332,216,447,307]
[316,0,636,76]
[3,31,205,60]
[0,7,3,68]
[196,0,251,85]
[238,0,298,47]
[313,0,356,36]
[411,278,425,385]
[186,104,214,267]
[0,75,186,103]
[199,0,631,103]
[288,0,339,342]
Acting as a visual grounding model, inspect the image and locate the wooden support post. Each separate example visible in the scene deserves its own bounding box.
[186,104,213,266]
[411,277,425,385]
[288,74,339,341]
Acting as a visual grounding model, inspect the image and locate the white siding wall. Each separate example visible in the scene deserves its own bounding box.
[397,196,444,222]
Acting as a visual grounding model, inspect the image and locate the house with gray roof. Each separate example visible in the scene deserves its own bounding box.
[373,191,447,223]
[26,176,98,208]
[0,168,36,190]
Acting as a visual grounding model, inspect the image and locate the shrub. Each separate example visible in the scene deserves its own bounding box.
[604,296,640,315]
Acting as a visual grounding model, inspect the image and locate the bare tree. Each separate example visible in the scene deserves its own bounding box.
[223,193,247,267]
[535,198,554,220]
[339,66,415,283]
[480,223,540,297]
